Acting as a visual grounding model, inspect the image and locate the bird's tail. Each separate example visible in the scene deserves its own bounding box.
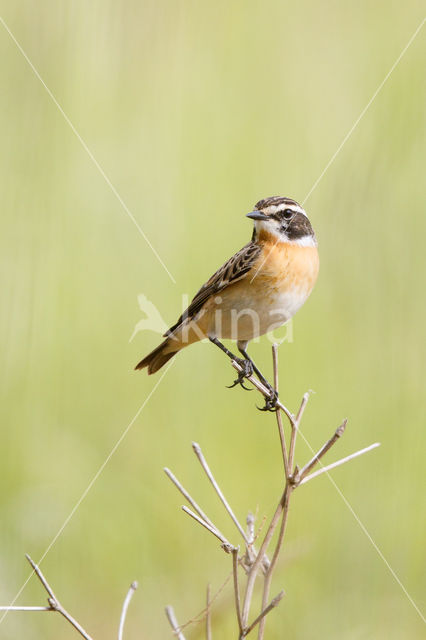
[134,338,178,374]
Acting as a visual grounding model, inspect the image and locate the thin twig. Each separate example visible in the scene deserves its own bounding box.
[118,581,138,640]
[165,466,232,547]
[288,392,310,472]
[257,487,292,639]
[181,506,234,552]
[244,590,284,637]
[25,554,55,599]
[206,583,212,640]
[164,467,218,533]
[272,345,289,478]
[165,605,186,640]
[175,572,233,633]
[25,555,94,640]
[232,547,244,637]
[239,343,294,627]
[296,419,347,483]
[0,606,52,611]
[252,347,290,639]
[241,490,286,626]
[295,392,310,424]
[299,443,381,485]
[192,442,248,543]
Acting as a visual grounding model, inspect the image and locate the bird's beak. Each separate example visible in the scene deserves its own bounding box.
[246,210,268,221]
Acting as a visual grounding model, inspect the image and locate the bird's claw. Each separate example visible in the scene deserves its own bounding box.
[257,388,279,412]
[226,358,254,391]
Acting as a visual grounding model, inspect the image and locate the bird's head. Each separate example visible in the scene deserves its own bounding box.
[247,196,316,247]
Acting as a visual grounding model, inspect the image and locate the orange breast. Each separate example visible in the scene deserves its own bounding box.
[254,239,319,293]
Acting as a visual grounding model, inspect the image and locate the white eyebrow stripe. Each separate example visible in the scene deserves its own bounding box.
[263,203,308,217]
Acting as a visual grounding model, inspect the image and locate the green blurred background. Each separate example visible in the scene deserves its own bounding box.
[0,1,425,638]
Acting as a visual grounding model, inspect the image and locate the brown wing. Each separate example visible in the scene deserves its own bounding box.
[164,242,261,336]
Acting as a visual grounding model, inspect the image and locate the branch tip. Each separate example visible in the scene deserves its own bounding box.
[300,442,381,485]
[336,418,348,437]
[118,581,138,640]
[271,589,285,606]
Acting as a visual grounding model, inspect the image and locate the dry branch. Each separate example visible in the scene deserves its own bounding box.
[0,555,138,640]
[166,344,380,639]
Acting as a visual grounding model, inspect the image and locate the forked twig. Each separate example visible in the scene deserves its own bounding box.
[164,467,218,533]
[25,554,93,640]
[0,556,138,640]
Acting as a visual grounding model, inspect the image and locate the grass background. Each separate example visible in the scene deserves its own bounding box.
[0,1,425,638]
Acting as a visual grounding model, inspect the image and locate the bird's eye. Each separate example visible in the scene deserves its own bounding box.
[282,209,294,220]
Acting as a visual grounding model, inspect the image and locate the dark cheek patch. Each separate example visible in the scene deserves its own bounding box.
[287,215,313,239]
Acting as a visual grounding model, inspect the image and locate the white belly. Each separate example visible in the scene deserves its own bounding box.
[207,286,310,341]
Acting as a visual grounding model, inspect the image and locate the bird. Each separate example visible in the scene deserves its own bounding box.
[135,196,319,410]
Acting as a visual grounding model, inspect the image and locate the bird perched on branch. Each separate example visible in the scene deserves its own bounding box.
[135,196,319,410]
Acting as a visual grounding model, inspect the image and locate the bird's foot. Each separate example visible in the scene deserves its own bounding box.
[257,386,279,412]
[226,358,254,391]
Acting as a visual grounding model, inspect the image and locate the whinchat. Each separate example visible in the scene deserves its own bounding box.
[136,196,319,410]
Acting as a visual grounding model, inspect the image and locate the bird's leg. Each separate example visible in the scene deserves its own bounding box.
[209,337,253,390]
[238,346,279,412]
